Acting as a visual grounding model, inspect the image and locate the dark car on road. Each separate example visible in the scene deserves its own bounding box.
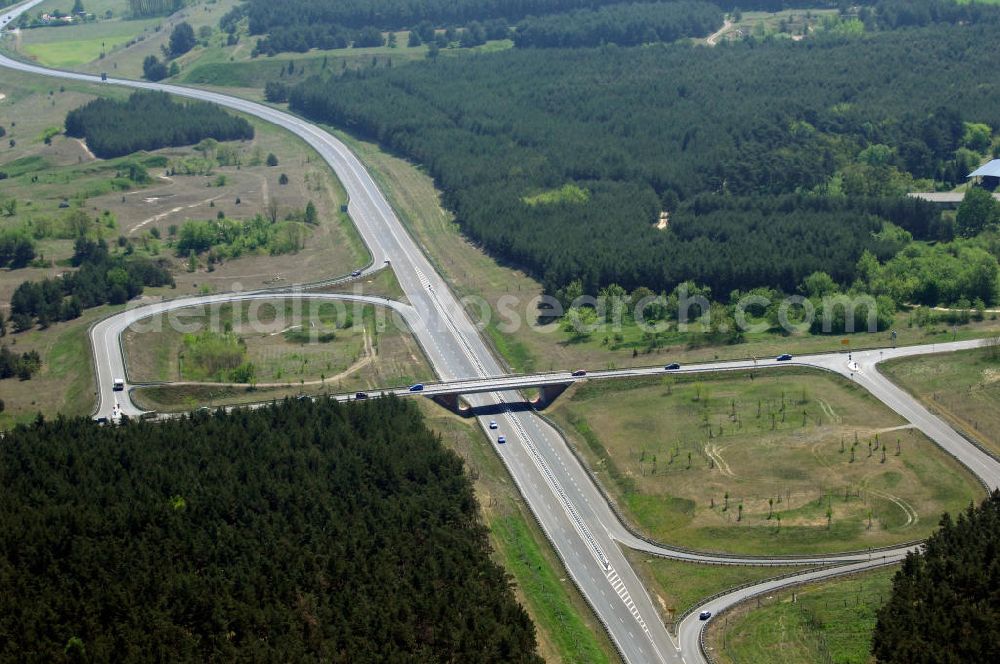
[699,611,712,620]
[777,354,793,361]
[354,392,368,400]
[664,363,681,370]
[408,383,424,392]
[571,369,587,377]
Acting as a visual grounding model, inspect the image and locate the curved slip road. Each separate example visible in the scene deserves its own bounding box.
[2,3,677,661]
[90,292,419,419]
[5,3,1000,661]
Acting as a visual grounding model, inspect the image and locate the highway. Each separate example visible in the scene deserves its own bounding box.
[1,2,678,661]
[4,2,1000,661]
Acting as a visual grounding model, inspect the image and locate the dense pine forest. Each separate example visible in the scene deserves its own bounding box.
[227,0,867,53]
[513,2,722,48]
[64,92,254,159]
[289,11,1000,301]
[872,490,1000,663]
[232,0,854,35]
[0,398,541,663]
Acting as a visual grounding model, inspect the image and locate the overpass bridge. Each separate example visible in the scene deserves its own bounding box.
[352,357,767,415]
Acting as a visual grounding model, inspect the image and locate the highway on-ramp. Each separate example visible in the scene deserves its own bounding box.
[4,2,1000,661]
[2,3,677,661]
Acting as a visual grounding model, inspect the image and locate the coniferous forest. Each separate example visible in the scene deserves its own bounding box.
[64,92,254,159]
[288,10,1000,298]
[512,2,722,49]
[0,398,541,663]
[231,0,851,38]
[872,490,1000,663]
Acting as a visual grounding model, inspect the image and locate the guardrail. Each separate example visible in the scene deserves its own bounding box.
[670,564,843,635]
[116,282,391,387]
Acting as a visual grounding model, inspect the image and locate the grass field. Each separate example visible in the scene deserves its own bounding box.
[546,369,982,555]
[706,567,896,664]
[0,304,126,428]
[0,68,368,423]
[19,15,162,67]
[13,0,163,66]
[624,553,805,629]
[9,0,509,86]
[181,41,433,89]
[417,402,618,664]
[9,0,239,79]
[882,342,1000,458]
[123,298,431,389]
[0,67,367,296]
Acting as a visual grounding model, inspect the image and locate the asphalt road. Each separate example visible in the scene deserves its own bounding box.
[4,3,999,661]
[1,3,678,660]
[89,292,419,419]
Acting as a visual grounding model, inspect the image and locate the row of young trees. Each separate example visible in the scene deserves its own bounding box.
[251,23,387,56]
[0,398,542,662]
[9,238,173,330]
[64,91,254,158]
[554,264,898,345]
[288,17,1000,299]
